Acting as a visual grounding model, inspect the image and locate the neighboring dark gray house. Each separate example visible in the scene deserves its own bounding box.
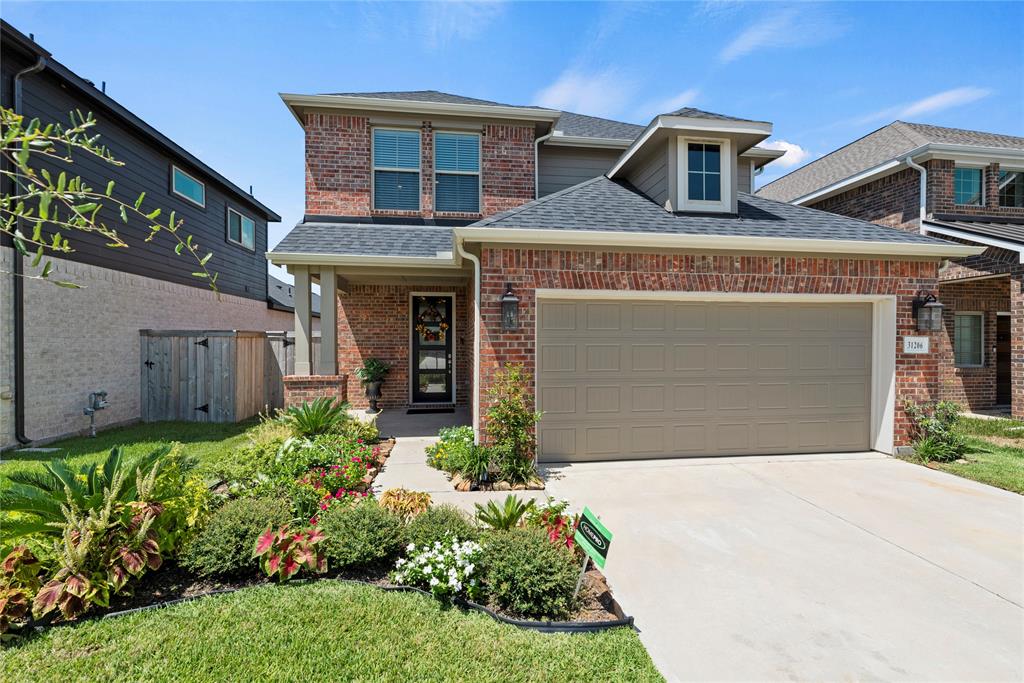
[1,21,285,448]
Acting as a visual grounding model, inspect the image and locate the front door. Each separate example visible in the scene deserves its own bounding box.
[411,295,454,403]
[997,315,1011,405]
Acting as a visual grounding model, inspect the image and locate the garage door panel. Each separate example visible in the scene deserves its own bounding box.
[538,300,871,461]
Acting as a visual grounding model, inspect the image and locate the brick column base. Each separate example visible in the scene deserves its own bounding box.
[283,375,348,408]
[1011,276,1024,419]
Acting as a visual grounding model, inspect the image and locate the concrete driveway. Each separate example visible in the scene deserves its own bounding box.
[544,453,1024,682]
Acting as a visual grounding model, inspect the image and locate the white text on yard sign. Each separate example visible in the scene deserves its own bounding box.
[903,336,930,354]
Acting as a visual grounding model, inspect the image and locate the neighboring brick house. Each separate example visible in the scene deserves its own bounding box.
[1,22,286,448]
[758,121,1024,417]
[270,90,980,462]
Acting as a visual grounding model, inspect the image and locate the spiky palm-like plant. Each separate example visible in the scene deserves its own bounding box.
[282,397,349,437]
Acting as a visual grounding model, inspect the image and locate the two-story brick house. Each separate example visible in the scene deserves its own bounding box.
[757,121,1024,418]
[270,91,980,462]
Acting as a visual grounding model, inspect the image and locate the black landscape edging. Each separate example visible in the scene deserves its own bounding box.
[16,575,634,636]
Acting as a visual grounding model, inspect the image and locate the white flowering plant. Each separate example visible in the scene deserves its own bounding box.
[391,537,483,602]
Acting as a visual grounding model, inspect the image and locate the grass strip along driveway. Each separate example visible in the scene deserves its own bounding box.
[928,417,1024,494]
[1,581,660,683]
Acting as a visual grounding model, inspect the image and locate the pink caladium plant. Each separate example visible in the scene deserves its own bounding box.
[253,525,327,582]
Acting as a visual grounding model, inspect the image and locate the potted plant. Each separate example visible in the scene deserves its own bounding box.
[356,358,390,414]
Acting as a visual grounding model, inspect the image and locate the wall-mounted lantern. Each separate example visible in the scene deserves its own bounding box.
[912,291,944,332]
[500,283,520,331]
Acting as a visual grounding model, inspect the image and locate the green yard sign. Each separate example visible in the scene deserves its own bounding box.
[574,507,612,569]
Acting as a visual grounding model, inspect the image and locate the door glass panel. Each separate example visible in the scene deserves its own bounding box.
[417,373,448,395]
[418,350,446,370]
[415,298,449,345]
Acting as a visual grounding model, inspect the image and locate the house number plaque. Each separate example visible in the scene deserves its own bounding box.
[903,336,930,354]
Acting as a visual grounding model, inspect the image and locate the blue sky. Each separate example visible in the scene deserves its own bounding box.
[5,1,1023,283]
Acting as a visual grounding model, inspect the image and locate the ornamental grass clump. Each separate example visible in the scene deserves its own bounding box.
[392,538,483,602]
[904,400,968,462]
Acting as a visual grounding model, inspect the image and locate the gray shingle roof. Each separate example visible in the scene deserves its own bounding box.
[473,175,950,245]
[927,218,1024,245]
[271,223,453,259]
[319,90,548,110]
[268,274,321,316]
[553,111,644,141]
[664,107,767,123]
[757,121,1024,203]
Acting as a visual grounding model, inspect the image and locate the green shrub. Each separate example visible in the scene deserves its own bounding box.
[406,504,479,549]
[180,497,292,577]
[204,419,291,484]
[283,398,349,437]
[481,528,579,620]
[319,500,404,570]
[425,425,474,473]
[340,418,380,444]
[904,400,968,462]
[485,365,541,484]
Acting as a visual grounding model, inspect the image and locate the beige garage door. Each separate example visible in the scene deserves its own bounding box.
[537,299,872,462]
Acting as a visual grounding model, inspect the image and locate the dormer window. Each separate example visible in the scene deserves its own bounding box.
[679,137,732,212]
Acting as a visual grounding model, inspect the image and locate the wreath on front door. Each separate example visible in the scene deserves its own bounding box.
[415,298,449,342]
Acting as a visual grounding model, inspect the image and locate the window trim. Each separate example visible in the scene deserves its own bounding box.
[170,164,206,208]
[226,206,256,251]
[433,130,482,215]
[371,126,422,212]
[954,311,985,368]
[997,167,1024,208]
[953,164,985,207]
[679,136,731,213]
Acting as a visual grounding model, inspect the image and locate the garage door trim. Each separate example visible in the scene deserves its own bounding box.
[534,290,897,456]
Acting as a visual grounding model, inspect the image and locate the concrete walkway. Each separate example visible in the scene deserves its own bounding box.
[370,408,547,512]
[544,453,1024,682]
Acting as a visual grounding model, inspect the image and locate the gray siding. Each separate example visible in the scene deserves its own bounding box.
[738,157,752,194]
[538,146,622,197]
[1,47,269,302]
[629,146,669,207]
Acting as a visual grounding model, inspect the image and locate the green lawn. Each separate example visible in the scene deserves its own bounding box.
[0,420,254,482]
[908,417,1024,494]
[0,581,661,683]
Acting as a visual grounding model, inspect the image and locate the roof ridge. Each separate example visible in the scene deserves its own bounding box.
[897,119,1024,143]
[472,176,607,226]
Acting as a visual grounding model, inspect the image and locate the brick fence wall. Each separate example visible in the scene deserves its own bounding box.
[1,247,293,449]
[477,248,942,448]
[283,375,348,408]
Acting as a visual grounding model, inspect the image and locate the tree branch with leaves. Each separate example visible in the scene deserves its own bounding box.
[0,107,217,289]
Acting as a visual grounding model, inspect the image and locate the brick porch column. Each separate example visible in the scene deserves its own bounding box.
[1011,273,1024,419]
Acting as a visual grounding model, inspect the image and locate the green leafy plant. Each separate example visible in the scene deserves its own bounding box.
[904,400,968,462]
[318,500,405,570]
[425,425,474,473]
[392,538,483,602]
[485,365,542,484]
[180,497,292,578]
[253,525,327,582]
[340,417,380,444]
[524,497,578,550]
[0,107,216,289]
[474,495,535,531]
[405,504,479,549]
[379,488,432,521]
[460,444,493,485]
[0,546,45,636]
[0,445,179,540]
[481,528,579,620]
[282,398,349,437]
[355,358,390,385]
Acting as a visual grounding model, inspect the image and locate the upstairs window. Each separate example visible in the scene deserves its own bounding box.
[227,208,255,250]
[999,170,1024,208]
[686,143,722,202]
[954,312,983,367]
[954,166,983,206]
[171,165,205,207]
[373,129,420,211]
[434,132,480,213]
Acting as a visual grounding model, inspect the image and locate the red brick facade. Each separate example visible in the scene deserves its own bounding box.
[937,277,1008,410]
[284,374,348,408]
[476,248,941,447]
[811,166,922,231]
[303,114,534,220]
[927,160,1024,220]
[337,283,471,410]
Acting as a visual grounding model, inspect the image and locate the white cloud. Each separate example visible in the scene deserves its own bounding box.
[641,88,701,118]
[420,1,505,49]
[760,140,812,168]
[719,7,843,64]
[534,68,638,119]
[859,86,993,123]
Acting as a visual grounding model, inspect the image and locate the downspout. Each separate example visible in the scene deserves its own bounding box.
[904,154,927,234]
[534,128,554,199]
[455,238,481,441]
[10,55,48,445]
